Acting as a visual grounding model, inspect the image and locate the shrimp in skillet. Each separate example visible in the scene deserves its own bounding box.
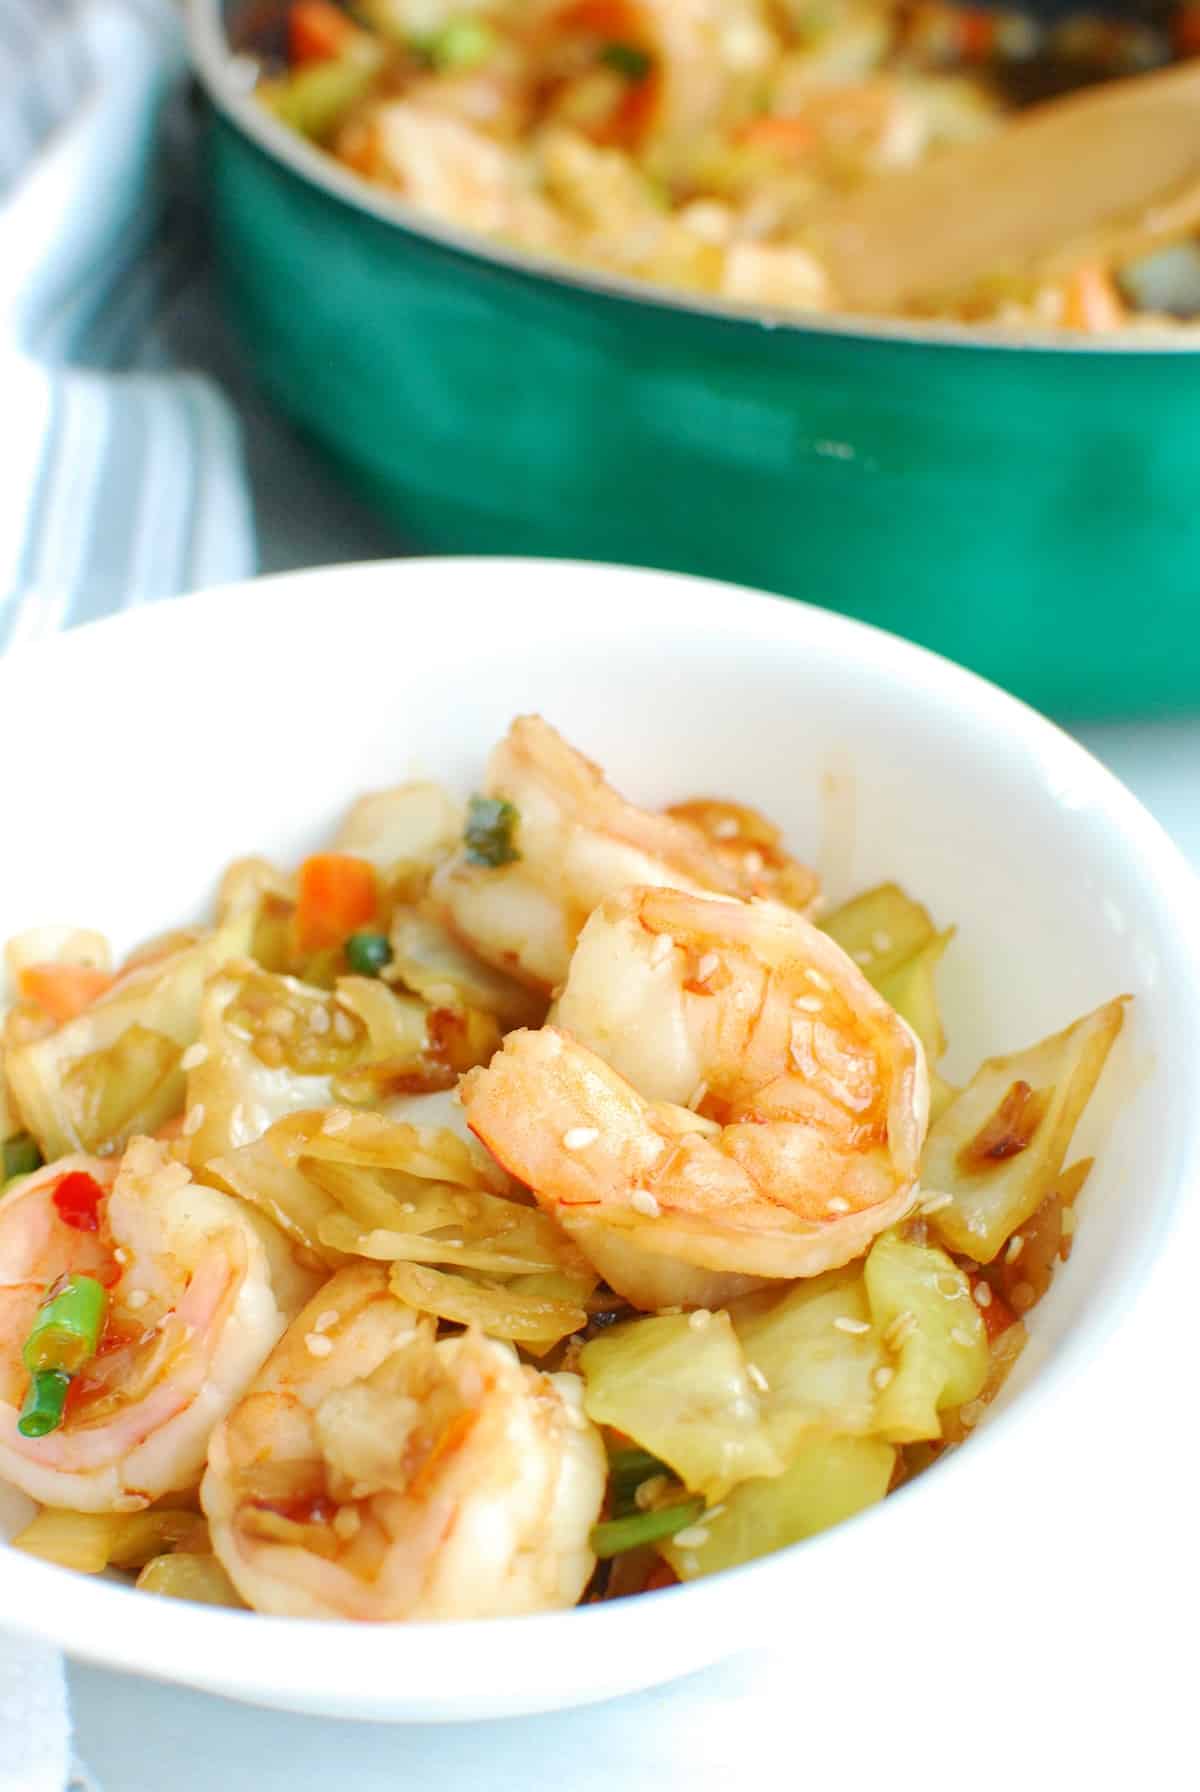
[0,1140,318,1511]
[202,1265,606,1620]
[463,886,928,1308]
[433,715,818,990]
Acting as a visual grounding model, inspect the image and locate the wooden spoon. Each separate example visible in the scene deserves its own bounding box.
[802,60,1200,316]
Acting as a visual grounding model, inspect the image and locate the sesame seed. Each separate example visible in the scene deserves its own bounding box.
[333,1011,356,1042]
[113,1494,149,1514]
[950,1327,975,1348]
[872,1365,895,1391]
[746,1362,770,1392]
[113,1247,128,1265]
[313,1309,339,1333]
[688,1309,712,1331]
[712,816,739,840]
[563,1126,599,1151]
[795,995,823,1012]
[826,1196,850,1214]
[973,1282,993,1308]
[958,1400,984,1429]
[696,952,720,983]
[688,1080,709,1111]
[308,1006,331,1036]
[305,1333,334,1357]
[1011,1281,1036,1312]
[833,1316,871,1335]
[871,930,893,952]
[125,1289,149,1310]
[884,1310,917,1349]
[399,1202,417,1215]
[323,1108,353,1135]
[918,1191,955,1215]
[635,1475,669,1510]
[650,934,675,966]
[743,851,764,876]
[672,1526,710,1550]
[658,1306,683,1316]
[180,1042,209,1071]
[936,1273,964,1299]
[630,1189,660,1217]
[264,1005,297,1035]
[853,949,872,965]
[1005,1234,1024,1263]
[181,1104,205,1137]
[680,1553,700,1576]
[332,1507,361,1540]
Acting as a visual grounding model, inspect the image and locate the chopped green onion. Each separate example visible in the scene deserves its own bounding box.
[600,42,652,80]
[607,1446,671,1515]
[590,1498,705,1559]
[345,930,394,977]
[23,1275,107,1376]
[2,1133,43,1185]
[426,16,496,71]
[464,796,520,867]
[18,1371,70,1439]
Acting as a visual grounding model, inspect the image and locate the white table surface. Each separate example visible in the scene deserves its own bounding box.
[64,705,1200,1791]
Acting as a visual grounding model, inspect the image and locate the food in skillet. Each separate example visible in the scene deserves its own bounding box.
[2,717,1125,1613]
[242,0,1200,330]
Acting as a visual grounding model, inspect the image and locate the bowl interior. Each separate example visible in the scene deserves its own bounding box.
[0,558,1196,1718]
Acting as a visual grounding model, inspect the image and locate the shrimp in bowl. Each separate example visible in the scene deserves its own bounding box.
[202,1265,606,1620]
[463,886,929,1308]
[434,715,819,990]
[0,1139,318,1511]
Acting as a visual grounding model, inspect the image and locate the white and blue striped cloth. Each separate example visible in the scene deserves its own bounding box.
[0,0,255,655]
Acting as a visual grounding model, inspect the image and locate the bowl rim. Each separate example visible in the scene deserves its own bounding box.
[3,555,1200,1714]
[187,0,1200,360]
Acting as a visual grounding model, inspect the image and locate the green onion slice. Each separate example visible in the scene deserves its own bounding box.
[590,1498,705,1559]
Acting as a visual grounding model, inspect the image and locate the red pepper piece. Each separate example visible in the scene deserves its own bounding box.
[52,1171,107,1233]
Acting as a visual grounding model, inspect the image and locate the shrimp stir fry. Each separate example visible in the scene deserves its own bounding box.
[2,715,1126,1612]
[434,715,818,989]
[463,888,928,1307]
[202,1266,605,1620]
[0,1141,316,1511]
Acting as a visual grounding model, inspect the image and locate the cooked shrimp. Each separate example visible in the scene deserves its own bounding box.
[463,886,928,1306]
[0,1140,319,1511]
[202,1265,606,1620]
[434,715,818,989]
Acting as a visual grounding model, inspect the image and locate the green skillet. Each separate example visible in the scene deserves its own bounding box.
[188,0,1200,718]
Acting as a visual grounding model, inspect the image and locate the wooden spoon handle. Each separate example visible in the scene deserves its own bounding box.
[804,59,1200,314]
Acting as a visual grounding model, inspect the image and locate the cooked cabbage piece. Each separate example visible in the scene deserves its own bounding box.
[5,915,253,1159]
[863,1232,988,1441]
[332,781,464,890]
[876,928,953,1067]
[387,1261,588,1347]
[729,1269,886,1456]
[185,965,499,1165]
[136,1553,244,1606]
[660,1436,896,1580]
[820,883,939,983]
[922,998,1126,1262]
[386,905,545,1030]
[13,1506,207,1573]
[579,1310,783,1501]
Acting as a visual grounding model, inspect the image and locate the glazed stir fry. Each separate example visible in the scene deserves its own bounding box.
[243,0,1200,329]
[1,717,1124,1615]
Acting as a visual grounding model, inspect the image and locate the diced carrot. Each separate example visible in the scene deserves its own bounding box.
[957,8,996,59]
[18,963,114,1023]
[1061,263,1126,334]
[288,0,359,66]
[737,115,817,154]
[294,853,378,953]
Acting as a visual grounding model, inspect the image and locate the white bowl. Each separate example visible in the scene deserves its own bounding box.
[1,558,1196,1722]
